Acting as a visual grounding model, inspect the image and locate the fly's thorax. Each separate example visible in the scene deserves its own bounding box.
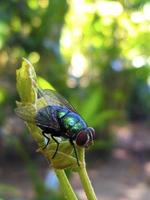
[57,107,69,119]
[57,108,87,137]
[70,121,86,134]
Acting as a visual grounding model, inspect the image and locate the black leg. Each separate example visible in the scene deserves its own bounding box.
[51,135,60,159]
[42,131,50,149]
[69,139,80,166]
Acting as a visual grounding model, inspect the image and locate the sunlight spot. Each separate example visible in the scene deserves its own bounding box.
[84,3,95,13]
[60,30,72,49]
[131,12,145,23]
[143,3,150,20]
[39,0,49,9]
[28,52,40,64]
[11,16,21,32]
[132,56,146,68]
[69,53,87,78]
[21,24,31,36]
[67,77,78,88]
[96,1,123,17]
[27,0,39,10]
[72,0,85,14]
[31,17,41,28]
[72,28,81,38]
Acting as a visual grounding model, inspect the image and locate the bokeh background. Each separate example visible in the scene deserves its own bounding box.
[0,0,150,199]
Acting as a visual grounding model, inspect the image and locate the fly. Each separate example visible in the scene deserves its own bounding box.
[15,87,95,166]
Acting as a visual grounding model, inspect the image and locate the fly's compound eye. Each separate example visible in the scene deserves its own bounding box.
[88,127,95,141]
[76,131,88,147]
[76,127,95,148]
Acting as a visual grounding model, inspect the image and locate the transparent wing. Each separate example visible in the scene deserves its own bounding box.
[15,105,36,123]
[15,104,60,130]
[35,106,60,131]
[15,88,76,131]
[37,89,76,112]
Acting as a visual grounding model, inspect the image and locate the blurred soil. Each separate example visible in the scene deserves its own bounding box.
[1,122,150,200]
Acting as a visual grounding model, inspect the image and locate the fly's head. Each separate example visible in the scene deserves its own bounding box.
[75,127,95,148]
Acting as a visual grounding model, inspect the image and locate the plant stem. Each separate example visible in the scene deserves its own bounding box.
[55,169,78,200]
[78,148,97,200]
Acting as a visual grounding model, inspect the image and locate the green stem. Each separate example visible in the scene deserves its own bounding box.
[55,169,78,200]
[78,148,97,200]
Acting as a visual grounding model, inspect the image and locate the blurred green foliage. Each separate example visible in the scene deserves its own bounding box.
[0,0,150,198]
[0,0,149,145]
[0,0,149,147]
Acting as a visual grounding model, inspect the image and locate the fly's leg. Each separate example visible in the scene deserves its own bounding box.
[51,135,60,159]
[42,131,50,149]
[69,139,80,166]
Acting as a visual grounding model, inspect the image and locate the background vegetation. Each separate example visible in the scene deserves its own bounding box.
[0,0,150,199]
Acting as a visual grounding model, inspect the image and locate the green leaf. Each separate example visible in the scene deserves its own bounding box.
[80,89,102,122]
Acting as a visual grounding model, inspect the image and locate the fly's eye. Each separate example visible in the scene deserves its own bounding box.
[76,131,88,147]
[88,127,95,140]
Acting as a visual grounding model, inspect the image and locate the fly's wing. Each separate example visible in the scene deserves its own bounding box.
[16,88,75,131]
[35,106,60,131]
[38,89,76,112]
[15,105,36,123]
[15,103,60,131]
